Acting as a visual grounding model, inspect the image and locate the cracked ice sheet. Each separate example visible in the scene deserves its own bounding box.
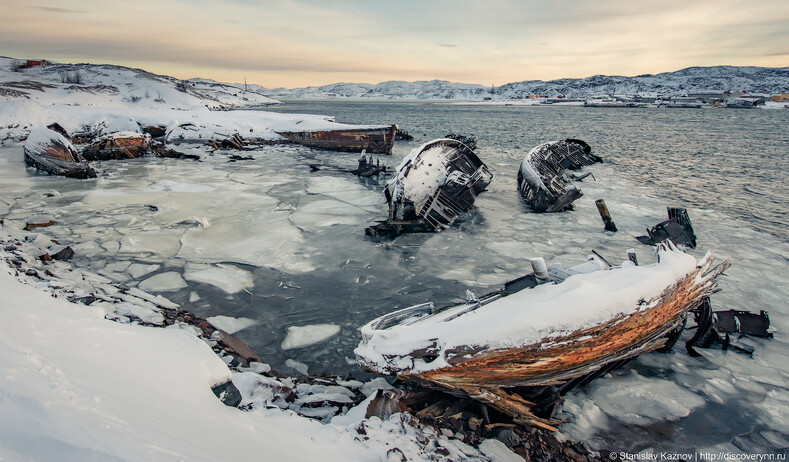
[290,176,381,231]
[183,263,254,294]
[281,324,341,350]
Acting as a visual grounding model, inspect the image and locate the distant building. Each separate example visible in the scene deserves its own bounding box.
[687,90,729,104]
[771,93,789,101]
[20,59,49,69]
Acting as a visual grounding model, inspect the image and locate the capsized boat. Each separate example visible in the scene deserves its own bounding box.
[23,126,97,179]
[277,124,397,155]
[517,139,601,212]
[355,242,729,429]
[365,138,493,237]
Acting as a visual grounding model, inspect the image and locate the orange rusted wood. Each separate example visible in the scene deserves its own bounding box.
[402,258,729,391]
[278,125,396,154]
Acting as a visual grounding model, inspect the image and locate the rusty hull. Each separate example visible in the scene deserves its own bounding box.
[277,125,397,155]
[82,134,151,160]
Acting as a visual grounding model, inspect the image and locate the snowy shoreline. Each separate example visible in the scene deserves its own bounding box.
[0,214,533,461]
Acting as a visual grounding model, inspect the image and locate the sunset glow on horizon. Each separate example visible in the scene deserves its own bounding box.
[2,0,787,88]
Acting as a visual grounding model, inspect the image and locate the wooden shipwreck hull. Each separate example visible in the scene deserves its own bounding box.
[366,138,493,237]
[355,243,729,429]
[23,126,97,179]
[277,125,397,155]
[82,132,152,160]
[517,139,601,212]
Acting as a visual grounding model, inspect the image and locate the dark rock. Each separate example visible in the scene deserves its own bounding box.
[365,389,408,420]
[217,329,263,364]
[495,428,521,447]
[25,269,40,278]
[51,246,75,261]
[211,380,242,407]
[68,295,99,305]
[386,448,406,462]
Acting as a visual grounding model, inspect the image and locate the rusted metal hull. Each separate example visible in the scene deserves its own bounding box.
[277,125,397,155]
[517,139,601,213]
[366,138,493,237]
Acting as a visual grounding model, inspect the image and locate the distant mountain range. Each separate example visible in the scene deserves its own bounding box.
[263,66,789,100]
[3,58,787,104]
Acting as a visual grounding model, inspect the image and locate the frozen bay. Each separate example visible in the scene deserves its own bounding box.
[1,101,788,454]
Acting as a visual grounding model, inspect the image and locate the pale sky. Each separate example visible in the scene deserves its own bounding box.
[2,0,787,88]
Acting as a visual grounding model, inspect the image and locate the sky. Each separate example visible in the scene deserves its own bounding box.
[1,0,787,88]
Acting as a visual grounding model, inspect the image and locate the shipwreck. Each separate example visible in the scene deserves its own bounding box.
[365,138,493,237]
[81,131,152,160]
[23,126,97,179]
[355,242,729,429]
[277,124,397,155]
[517,139,601,212]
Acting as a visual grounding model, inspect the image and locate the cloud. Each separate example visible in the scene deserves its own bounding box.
[2,0,788,87]
[32,5,85,13]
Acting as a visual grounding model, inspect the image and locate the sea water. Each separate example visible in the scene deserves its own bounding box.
[1,101,787,454]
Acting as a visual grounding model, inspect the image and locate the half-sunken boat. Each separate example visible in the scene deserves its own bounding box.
[277,124,397,155]
[355,243,729,429]
[517,139,601,212]
[365,138,493,237]
[23,126,97,179]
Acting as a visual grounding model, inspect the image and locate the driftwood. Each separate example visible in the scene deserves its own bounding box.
[517,139,601,213]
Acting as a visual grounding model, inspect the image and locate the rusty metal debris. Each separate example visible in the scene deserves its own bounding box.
[686,298,772,356]
[310,150,388,178]
[23,126,97,179]
[637,207,697,248]
[365,138,493,238]
[517,139,601,213]
[356,243,729,429]
[277,124,397,155]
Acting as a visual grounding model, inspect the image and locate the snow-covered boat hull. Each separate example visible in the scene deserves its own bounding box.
[517,139,601,212]
[23,126,97,179]
[366,138,493,237]
[355,244,728,428]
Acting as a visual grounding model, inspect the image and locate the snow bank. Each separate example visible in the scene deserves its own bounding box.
[0,266,380,461]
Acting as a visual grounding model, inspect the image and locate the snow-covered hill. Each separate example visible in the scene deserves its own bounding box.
[266,79,490,100]
[0,57,280,109]
[265,66,789,100]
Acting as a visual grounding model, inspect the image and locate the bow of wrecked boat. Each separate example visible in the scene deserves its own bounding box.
[355,242,730,429]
